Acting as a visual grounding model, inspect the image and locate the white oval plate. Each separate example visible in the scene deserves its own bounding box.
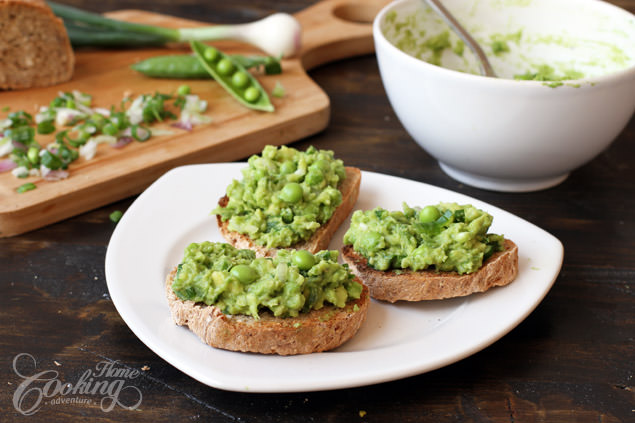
[105,163,563,393]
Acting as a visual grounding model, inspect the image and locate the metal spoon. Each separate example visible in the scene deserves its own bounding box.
[423,0,497,77]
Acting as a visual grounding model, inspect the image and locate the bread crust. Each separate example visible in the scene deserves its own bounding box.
[165,267,370,355]
[216,166,361,257]
[341,239,518,303]
[0,0,74,90]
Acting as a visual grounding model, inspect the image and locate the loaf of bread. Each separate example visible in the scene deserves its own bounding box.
[217,166,362,257]
[0,0,74,90]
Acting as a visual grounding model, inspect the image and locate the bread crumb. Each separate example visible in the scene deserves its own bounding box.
[141,365,150,371]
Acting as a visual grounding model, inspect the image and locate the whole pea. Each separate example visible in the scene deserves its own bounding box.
[231,71,250,88]
[216,58,234,76]
[177,84,191,96]
[304,170,323,186]
[280,182,303,203]
[419,205,441,223]
[27,146,39,164]
[204,47,220,62]
[230,264,258,284]
[244,86,261,103]
[310,159,330,172]
[293,250,316,271]
[279,160,296,175]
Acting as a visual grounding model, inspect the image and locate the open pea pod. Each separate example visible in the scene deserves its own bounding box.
[190,41,274,112]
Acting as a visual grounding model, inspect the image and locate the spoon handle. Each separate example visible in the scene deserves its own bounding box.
[423,0,496,77]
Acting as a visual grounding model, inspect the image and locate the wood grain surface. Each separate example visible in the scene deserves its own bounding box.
[1,0,634,422]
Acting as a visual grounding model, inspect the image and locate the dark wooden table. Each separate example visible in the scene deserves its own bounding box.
[2,1,634,421]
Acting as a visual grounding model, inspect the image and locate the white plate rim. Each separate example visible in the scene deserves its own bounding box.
[105,163,563,393]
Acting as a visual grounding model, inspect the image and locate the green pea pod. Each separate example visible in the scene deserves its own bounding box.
[131,55,210,79]
[190,41,274,113]
[131,54,283,79]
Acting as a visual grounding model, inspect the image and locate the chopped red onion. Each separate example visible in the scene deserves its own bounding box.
[0,159,17,173]
[43,169,69,181]
[11,140,27,151]
[171,121,193,131]
[112,137,133,149]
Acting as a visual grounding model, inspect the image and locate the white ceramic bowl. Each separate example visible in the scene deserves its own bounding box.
[373,0,635,191]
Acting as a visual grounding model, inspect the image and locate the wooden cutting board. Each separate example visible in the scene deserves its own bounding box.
[0,0,390,237]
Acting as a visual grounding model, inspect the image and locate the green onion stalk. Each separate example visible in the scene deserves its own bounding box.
[48,2,302,58]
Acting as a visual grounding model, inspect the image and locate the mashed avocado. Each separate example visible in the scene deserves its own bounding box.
[212,145,346,248]
[343,203,504,274]
[172,242,362,319]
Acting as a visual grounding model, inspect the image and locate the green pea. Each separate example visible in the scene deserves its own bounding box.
[216,58,234,76]
[293,250,316,271]
[231,71,249,88]
[310,159,330,172]
[177,84,191,96]
[279,182,303,203]
[419,205,441,223]
[304,170,323,186]
[279,160,296,175]
[280,182,304,203]
[27,146,40,164]
[230,264,257,283]
[203,47,220,62]
[244,86,261,103]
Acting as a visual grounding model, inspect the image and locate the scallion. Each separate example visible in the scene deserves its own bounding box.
[47,1,301,58]
[131,124,151,142]
[17,182,36,193]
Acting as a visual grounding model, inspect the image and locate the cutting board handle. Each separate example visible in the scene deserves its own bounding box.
[295,0,391,70]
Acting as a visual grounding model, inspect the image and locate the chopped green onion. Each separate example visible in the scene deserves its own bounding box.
[272,81,285,98]
[17,182,36,193]
[1,106,10,112]
[109,210,123,223]
[102,123,119,136]
[40,150,63,170]
[37,120,56,135]
[8,111,33,127]
[131,124,151,141]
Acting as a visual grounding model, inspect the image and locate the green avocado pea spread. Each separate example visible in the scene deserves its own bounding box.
[343,203,504,274]
[172,242,362,319]
[212,145,346,248]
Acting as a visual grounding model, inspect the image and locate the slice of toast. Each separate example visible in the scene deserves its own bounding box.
[165,267,370,355]
[341,239,518,303]
[216,166,361,257]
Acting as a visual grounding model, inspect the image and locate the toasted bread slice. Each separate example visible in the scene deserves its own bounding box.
[165,267,370,355]
[341,239,518,303]
[216,166,361,257]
